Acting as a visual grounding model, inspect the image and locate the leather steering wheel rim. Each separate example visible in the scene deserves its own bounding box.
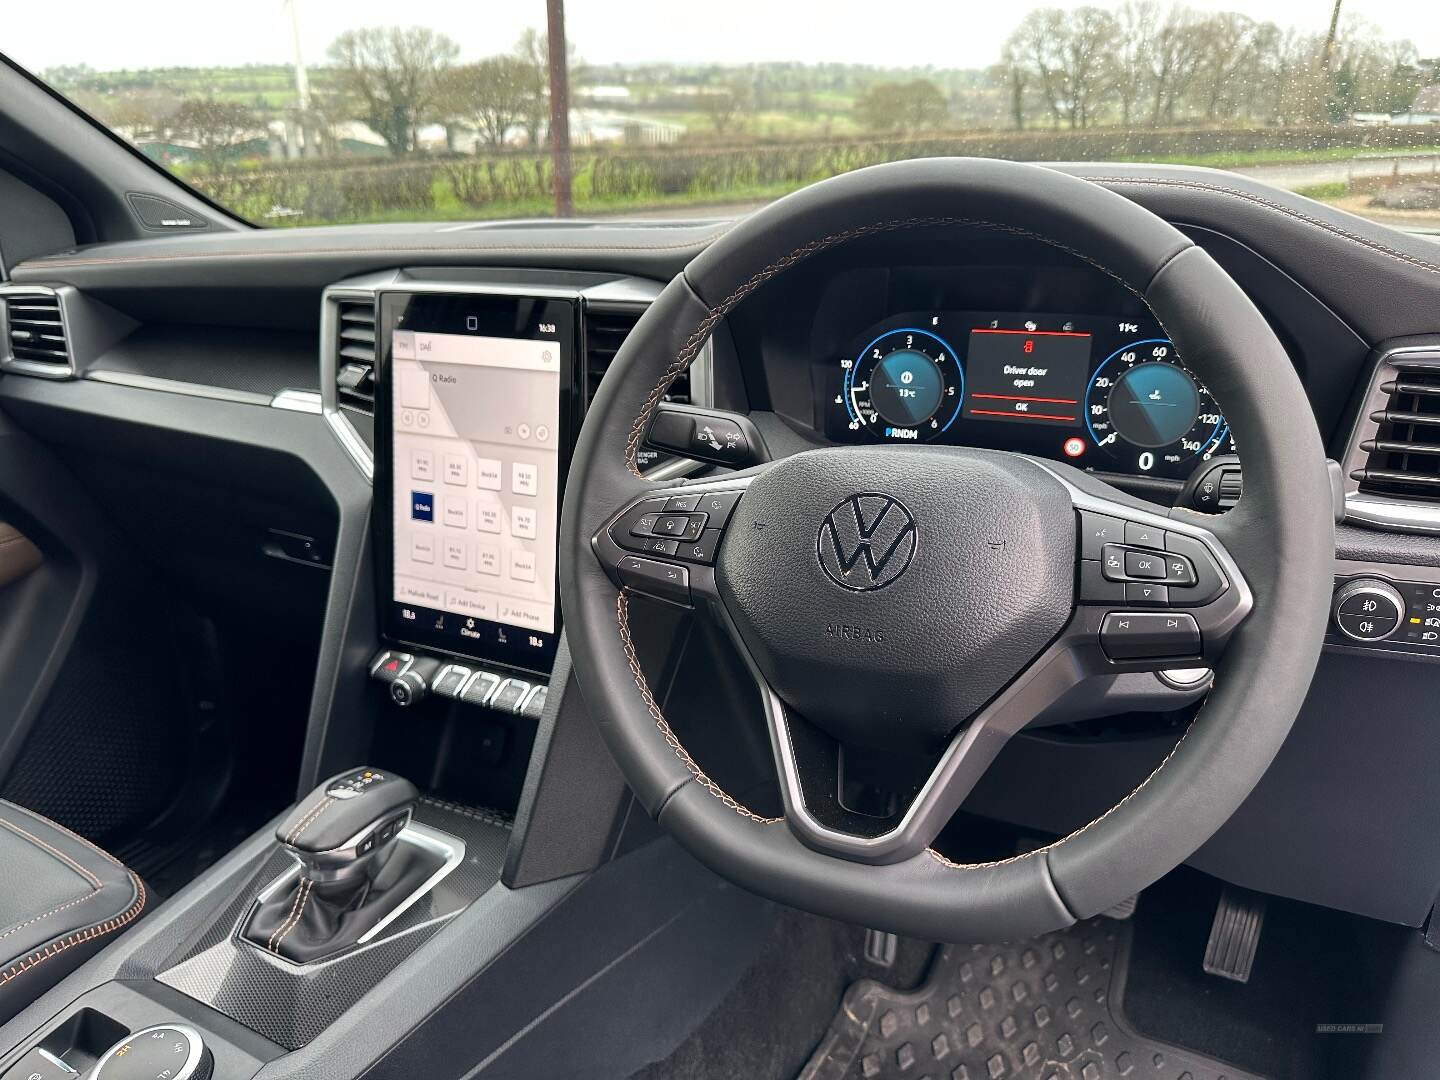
[560,157,1334,942]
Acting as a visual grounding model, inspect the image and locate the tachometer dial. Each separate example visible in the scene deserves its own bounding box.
[1085,338,1232,478]
[843,328,964,442]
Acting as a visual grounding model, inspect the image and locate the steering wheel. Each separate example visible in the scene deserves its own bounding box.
[560,158,1334,942]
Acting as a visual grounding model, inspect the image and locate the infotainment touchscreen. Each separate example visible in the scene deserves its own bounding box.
[375,291,578,673]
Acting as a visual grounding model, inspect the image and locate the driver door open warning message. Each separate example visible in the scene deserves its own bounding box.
[962,328,1091,427]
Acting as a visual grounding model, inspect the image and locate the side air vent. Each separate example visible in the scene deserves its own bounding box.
[584,306,690,407]
[335,298,377,413]
[2,289,72,375]
[1352,363,1440,501]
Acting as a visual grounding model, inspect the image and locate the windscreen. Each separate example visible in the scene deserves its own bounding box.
[3,1,1437,233]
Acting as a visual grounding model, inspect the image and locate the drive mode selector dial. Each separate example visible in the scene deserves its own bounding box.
[91,1024,212,1080]
[1332,578,1405,642]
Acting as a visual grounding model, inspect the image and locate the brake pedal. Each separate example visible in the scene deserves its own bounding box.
[863,928,898,968]
[1203,886,1266,983]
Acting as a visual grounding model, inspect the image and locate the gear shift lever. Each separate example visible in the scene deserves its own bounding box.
[274,767,417,884]
[243,768,430,963]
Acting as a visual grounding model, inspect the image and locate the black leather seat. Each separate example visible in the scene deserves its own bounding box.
[0,800,147,1025]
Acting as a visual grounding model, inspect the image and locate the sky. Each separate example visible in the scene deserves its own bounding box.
[4,0,1437,75]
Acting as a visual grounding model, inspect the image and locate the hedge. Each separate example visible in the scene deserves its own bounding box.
[186,125,1440,224]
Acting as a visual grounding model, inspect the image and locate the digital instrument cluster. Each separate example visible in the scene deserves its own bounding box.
[825,310,1235,480]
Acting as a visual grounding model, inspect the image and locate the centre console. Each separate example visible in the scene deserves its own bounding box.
[0,268,773,1080]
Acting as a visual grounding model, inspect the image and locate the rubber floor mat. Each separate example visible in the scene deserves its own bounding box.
[798,916,1264,1080]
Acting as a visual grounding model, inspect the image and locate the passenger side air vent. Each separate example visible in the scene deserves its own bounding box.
[2,289,71,375]
[335,298,377,413]
[1352,364,1440,501]
[584,306,690,407]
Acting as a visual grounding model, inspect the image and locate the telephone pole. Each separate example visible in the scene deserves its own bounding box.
[1320,0,1343,122]
[546,0,574,218]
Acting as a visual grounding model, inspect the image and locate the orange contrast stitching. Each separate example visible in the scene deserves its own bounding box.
[0,891,97,943]
[0,802,124,868]
[0,816,102,889]
[616,591,779,825]
[284,797,334,846]
[925,719,1197,870]
[269,878,313,956]
[266,876,309,953]
[0,873,147,987]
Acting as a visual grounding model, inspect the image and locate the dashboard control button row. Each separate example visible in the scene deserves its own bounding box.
[1100,612,1202,661]
[366,648,547,716]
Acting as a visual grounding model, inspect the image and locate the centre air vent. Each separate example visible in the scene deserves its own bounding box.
[1352,363,1440,501]
[335,298,377,413]
[2,289,71,375]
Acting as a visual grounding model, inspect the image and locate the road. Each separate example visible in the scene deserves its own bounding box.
[1234,154,1440,191]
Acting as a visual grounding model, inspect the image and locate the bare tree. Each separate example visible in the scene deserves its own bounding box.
[1007,9,1070,128]
[172,98,259,171]
[1006,7,1118,129]
[1194,13,1264,122]
[1147,5,1206,124]
[328,26,459,155]
[1114,1,1159,127]
[449,57,546,148]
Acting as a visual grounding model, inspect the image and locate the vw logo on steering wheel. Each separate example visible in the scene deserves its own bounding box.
[816,493,918,592]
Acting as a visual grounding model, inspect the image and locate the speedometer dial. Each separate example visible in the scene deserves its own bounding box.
[843,328,964,442]
[1085,338,1233,478]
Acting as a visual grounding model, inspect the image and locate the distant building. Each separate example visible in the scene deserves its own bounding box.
[1350,85,1440,125]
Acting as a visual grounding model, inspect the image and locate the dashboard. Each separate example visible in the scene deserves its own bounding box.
[823,308,1234,480]
[10,159,1440,932]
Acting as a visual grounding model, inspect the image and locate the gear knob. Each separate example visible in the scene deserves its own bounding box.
[275,767,418,883]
